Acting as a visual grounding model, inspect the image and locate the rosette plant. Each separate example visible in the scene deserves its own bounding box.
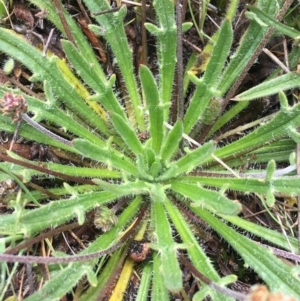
[1,0,300,300]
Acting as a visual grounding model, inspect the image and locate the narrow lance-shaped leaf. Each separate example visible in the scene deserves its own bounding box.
[0,113,73,152]
[136,263,152,301]
[164,198,229,300]
[26,265,98,301]
[0,156,121,183]
[139,65,164,154]
[170,180,242,215]
[109,111,144,156]
[149,0,177,115]
[78,248,125,301]
[93,179,149,195]
[173,140,215,175]
[149,160,162,178]
[61,40,126,119]
[218,213,299,252]
[247,5,300,39]
[182,174,300,197]
[192,208,300,299]
[184,19,233,133]
[201,19,233,86]
[0,191,117,236]
[207,101,300,162]
[137,154,154,181]
[207,101,249,138]
[152,254,170,300]
[18,88,106,146]
[234,73,300,101]
[73,139,139,177]
[152,199,183,293]
[160,120,183,163]
[216,0,277,95]
[55,57,107,120]
[86,3,145,130]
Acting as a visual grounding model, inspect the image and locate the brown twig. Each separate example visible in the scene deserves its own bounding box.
[53,0,77,47]
[140,0,148,65]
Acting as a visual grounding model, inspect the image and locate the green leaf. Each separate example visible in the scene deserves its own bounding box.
[149,160,162,178]
[219,213,299,252]
[160,120,183,163]
[93,179,149,195]
[0,191,117,236]
[152,254,170,300]
[28,265,99,301]
[3,57,14,75]
[209,102,300,162]
[193,209,300,299]
[184,19,233,133]
[207,101,249,138]
[29,0,107,82]
[182,173,300,197]
[265,160,276,181]
[248,5,300,39]
[0,158,121,184]
[182,22,193,32]
[201,19,233,86]
[152,0,177,114]
[170,181,242,215]
[156,165,179,182]
[152,200,182,292]
[139,65,164,154]
[85,2,145,130]
[109,111,144,156]
[245,11,268,27]
[144,148,156,168]
[61,40,126,119]
[173,141,215,175]
[73,139,139,177]
[44,163,121,179]
[0,28,107,134]
[217,0,277,95]
[144,23,161,35]
[288,126,300,143]
[164,199,230,300]
[0,1,7,20]
[137,154,154,181]
[147,183,169,203]
[234,73,300,101]
[136,263,152,301]
[24,196,143,301]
